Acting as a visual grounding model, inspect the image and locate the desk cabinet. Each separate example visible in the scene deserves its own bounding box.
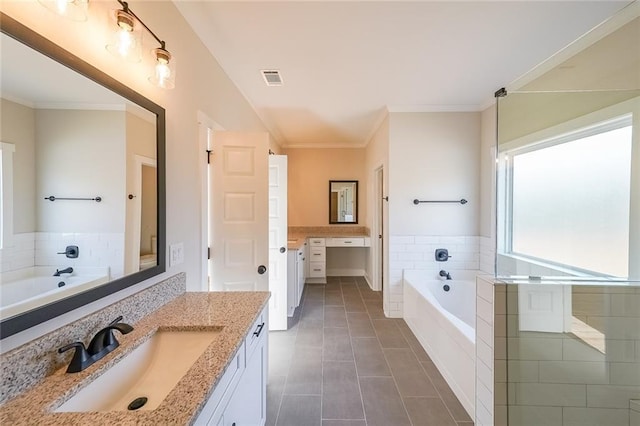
[306,238,326,283]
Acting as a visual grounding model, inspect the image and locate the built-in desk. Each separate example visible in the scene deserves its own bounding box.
[288,227,371,285]
[326,237,371,247]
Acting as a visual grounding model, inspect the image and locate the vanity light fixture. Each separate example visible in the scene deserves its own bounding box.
[108,0,176,89]
[37,0,89,22]
[106,3,142,63]
[150,43,175,89]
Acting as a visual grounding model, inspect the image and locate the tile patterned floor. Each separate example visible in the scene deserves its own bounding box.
[267,276,474,426]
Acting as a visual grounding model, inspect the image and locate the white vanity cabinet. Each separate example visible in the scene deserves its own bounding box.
[194,306,268,426]
[287,246,306,316]
[306,238,326,283]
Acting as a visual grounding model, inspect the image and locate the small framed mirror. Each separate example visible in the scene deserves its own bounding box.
[329,180,358,224]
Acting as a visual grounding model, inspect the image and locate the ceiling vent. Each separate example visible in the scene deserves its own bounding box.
[261,70,283,86]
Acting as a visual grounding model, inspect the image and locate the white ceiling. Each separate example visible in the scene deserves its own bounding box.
[1,32,154,119]
[177,1,631,148]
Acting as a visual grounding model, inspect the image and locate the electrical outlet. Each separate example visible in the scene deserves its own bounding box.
[169,243,184,267]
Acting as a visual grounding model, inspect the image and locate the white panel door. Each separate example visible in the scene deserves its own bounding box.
[268,155,288,330]
[211,131,269,292]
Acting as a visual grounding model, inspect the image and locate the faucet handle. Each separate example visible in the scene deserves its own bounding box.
[58,342,90,373]
[87,319,134,355]
[109,315,124,326]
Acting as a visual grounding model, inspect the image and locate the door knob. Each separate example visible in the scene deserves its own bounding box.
[280,246,286,253]
[257,265,267,274]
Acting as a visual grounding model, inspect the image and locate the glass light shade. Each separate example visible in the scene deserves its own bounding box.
[105,9,142,63]
[37,0,88,22]
[149,47,176,89]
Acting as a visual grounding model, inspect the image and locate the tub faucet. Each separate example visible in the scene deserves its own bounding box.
[439,270,452,280]
[53,267,73,276]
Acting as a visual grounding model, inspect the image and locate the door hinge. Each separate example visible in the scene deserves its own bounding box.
[206,150,212,164]
[207,247,211,260]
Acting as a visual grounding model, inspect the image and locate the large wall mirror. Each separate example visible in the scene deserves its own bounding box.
[0,14,166,338]
[329,180,358,224]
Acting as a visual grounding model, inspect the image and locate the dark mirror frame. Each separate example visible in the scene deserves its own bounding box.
[329,180,358,225]
[0,13,166,339]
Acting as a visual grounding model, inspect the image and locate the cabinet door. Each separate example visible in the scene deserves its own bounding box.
[296,254,305,306]
[287,251,297,316]
[303,241,309,280]
[222,334,266,426]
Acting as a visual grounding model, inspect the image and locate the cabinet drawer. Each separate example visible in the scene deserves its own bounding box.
[308,238,325,247]
[326,237,365,247]
[308,262,326,277]
[309,247,326,261]
[246,306,267,361]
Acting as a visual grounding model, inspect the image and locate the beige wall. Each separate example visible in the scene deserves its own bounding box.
[364,114,390,289]
[479,104,496,239]
[124,111,157,273]
[388,112,481,236]
[1,99,36,234]
[286,148,367,226]
[35,109,126,233]
[0,2,275,349]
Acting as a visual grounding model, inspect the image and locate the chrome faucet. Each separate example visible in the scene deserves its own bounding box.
[53,266,73,276]
[439,270,452,280]
[58,316,133,373]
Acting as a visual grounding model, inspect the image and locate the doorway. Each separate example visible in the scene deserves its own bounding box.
[373,166,384,294]
[127,155,156,274]
[198,112,224,291]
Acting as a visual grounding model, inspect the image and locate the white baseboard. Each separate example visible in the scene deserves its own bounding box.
[326,268,365,277]
[363,273,374,290]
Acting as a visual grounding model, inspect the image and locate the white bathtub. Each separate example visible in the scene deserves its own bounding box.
[403,269,477,419]
[0,267,109,319]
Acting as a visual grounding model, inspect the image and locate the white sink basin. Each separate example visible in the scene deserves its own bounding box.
[55,328,222,412]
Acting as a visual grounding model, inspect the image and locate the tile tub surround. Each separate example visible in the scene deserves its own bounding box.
[0,290,270,425]
[0,273,186,404]
[0,233,35,273]
[1,232,126,278]
[389,235,480,317]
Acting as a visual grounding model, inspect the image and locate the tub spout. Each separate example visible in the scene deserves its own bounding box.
[54,267,74,277]
[439,270,452,280]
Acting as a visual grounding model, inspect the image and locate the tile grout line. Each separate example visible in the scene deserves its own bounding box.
[273,303,300,426]
[368,289,416,426]
[339,276,368,426]
[400,319,462,424]
[413,339,461,424]
[320,283,325,426]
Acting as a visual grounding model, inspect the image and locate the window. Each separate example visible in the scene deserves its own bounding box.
[502,115,633,277]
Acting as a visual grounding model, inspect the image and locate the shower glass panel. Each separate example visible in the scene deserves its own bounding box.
[494,12,640,426]
[495,282,640,426]
[495,89,640,282]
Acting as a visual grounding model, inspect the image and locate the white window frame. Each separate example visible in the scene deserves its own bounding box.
[497,97,640,280]
[0,141,16,250]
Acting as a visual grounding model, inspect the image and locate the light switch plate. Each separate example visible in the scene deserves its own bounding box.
[169,242,184,267]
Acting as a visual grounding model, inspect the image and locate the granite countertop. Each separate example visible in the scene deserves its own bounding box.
[287,226,370,250]
[0,291,270,426]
